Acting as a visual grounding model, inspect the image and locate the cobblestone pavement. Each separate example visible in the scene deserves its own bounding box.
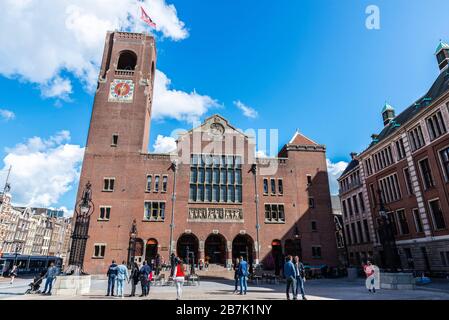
[2,277,449,300]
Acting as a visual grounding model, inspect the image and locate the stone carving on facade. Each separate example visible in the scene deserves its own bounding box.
[188,208,243,223]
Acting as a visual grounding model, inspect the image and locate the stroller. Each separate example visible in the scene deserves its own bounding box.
[25,272,45,295]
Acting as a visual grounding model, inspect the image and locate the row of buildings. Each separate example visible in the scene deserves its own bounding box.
[338,41,449,274]
[0,192,72,265]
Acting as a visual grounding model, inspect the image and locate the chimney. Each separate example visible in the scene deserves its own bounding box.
[350,152,358,160]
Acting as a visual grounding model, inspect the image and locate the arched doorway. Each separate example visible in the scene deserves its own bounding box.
[134,238,144,264]
[145,238,158,264]
[271,239,283,276]
[205,234,226,265]
[177,233,199,264]
[232,234,254,266]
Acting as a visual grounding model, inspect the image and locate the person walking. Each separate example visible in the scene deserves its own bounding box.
[106,260,118,296]
[9,265,18,285]
[233,258,240,294]
[129,262,140,297]
[139,261,152,297]
[116,261,129,298]
[294,256,306,300]
[174,258,185,300]
[237,256,248,295]
[41,262,59,296]
[363,260,377,293]
[284,255,297,300]
[170,253,177,278]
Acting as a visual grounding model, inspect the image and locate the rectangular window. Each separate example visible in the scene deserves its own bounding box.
[369,183,376,207]
[307,175,312,186]
[270,179,276,195]
[363,220,371,242]
[419,158,435,189]
[309,197,315,209]
[396,139,406,160]
[358,193,365,212]
[439,146,449,182]
[162,176,168,192]
[378,173,401,203]
[154,175,160,192]
[429,199,446,230]
[212,185,220,202]
[205,185,212,202]
[103,178,115,192]
[93,244,106,258]
[189,185,197,201]
[426,110,447,141]
[312,246,322,259]
[403,168,414,195]
[264,204,286,223]
[347,198,353,215]
[99,207,111,220]
[397,209,410,235]
[144,202,166,221]
[278,179,284,195]
[112,134,119,147]
[352,195,359,214]
[146,175,152,192]
[413,209,424,233]
[311,221,317,232]
[408,125,425,152]
[263,178,269,195]
[357,221,364,243]
[351,223,358,244]
[342,200,347,218]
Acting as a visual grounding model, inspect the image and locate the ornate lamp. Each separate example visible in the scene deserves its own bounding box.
[66,181,94,276]
[127,219,138,267]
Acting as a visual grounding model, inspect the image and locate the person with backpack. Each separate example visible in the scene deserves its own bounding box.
[237,256,248,295]
[139,261,152,297]
[106,260,118,296]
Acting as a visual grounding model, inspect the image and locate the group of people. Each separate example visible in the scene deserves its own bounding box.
[284,255,307,300]
[105,254,187,300]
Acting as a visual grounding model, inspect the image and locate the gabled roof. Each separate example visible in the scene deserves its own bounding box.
[364,67,449,152]
[435,40,449,54]
[339,158,359,178]
[289,131,319,146]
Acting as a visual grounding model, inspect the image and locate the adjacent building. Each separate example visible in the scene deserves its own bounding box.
[75,31,339,274]
[339,41,449,274]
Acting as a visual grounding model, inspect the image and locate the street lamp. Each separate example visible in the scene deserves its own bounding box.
[169,159,178,256]
[66,181,94,276]
[376,189,401,271]
[127,219,138,268]
[250,163,261,266]
[13,242,23,267]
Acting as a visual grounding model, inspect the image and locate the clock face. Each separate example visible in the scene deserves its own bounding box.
[109,80,135,103]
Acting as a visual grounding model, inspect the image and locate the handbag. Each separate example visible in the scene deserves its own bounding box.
[148,271,153,281]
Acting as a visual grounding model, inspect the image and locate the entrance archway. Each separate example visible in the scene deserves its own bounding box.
[232,234,254,266]
[145,238,158,264]
[134,238,144,264]
[271,239,283,276]
[205,234,226,265]
[177,233,199,264]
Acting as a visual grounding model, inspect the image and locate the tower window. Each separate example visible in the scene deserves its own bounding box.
[307,175,312,186]
[112,134,119,147]
[103,178,115,192]
[117,51,137,70]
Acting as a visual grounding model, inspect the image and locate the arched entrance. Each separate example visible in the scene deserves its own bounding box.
[232,234,254,265]
[134,238,144,264]
[177,233,199,264]
[205,234,226,265]
[271,239,283,276]
[145,238,158,264]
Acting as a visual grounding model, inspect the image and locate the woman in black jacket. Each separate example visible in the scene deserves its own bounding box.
[129,262,140,297]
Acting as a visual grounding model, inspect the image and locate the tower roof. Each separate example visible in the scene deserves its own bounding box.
[288,130,319,146]
[435,40,449,54]
[382,102,395,113]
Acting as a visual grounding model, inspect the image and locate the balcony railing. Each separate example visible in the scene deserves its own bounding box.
[339,180,362,194]
[115,70,135,77]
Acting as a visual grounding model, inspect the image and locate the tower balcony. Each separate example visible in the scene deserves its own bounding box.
[115,70,135,77]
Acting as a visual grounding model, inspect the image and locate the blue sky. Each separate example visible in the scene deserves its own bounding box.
[1,0,448,213]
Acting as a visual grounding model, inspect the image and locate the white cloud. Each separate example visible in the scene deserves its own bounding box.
[234,100,258,119]
[0,0,188,97]
[153,70,220,123]
[0,109,15,121]
[256,150,267,158]
[2,131,85,207]
[327,159,349,195]
[153,134,177,153]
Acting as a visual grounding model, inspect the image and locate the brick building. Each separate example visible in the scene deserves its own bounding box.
[76,31,338,274]
[340,41,449,273]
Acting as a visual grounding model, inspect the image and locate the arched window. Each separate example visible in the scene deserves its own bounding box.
[117,50,137,70]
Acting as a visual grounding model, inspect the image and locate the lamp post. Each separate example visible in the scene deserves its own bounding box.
[169,160,178,256]
[13,242,23,267]
[376,189,401,271]
[250,164,260,266]
[66,182,94,276]
[127,219,138,268]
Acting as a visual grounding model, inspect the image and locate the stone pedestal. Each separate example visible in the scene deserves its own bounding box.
[53,275,91,296]
[380,273,415,290]
[346,267,358,281]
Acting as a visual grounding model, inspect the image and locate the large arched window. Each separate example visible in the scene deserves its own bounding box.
[117,50,137,70]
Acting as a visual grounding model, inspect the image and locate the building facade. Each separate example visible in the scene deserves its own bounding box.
[342,41,449,274]
[76,31,339,274]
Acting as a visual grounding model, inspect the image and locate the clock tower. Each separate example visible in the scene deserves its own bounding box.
[85,31,156,154]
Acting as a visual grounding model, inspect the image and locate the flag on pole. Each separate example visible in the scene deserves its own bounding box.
[141,6,157,28]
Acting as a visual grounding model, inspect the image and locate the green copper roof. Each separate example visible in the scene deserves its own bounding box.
[435,40,449,54]
[382,102,395,113]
